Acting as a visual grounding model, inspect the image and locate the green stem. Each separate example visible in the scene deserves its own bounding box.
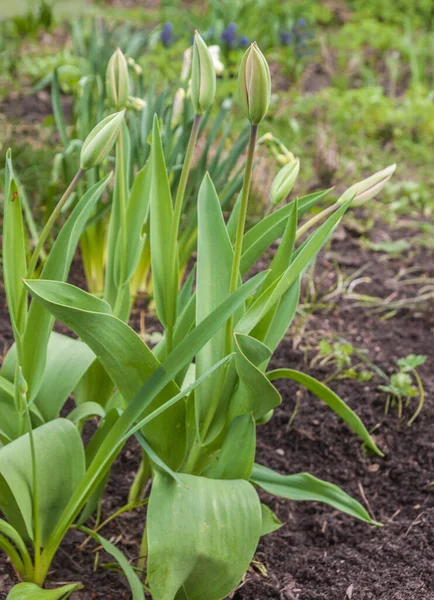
[408,369,424,425]
[166,114,202,354]
[172,114,202,242]
[26,168,85,280]
[225,125,257,354]
[295,201,339,241]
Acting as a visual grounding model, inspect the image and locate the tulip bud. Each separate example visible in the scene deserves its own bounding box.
[338,164,396,207]
[191,31,216,115]
[171,87,186,129]
[106,48,129,110]
[180,46,192,82]
[238,42,271,125]
[80,110,125,170]
[130,97,147,111]
[270,157,300,205]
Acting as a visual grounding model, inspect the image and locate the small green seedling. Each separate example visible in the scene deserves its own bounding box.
[378,354,427,424]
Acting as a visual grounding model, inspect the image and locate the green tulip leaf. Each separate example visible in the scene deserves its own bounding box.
[0,419,85,545]
[251,464,380,525]
[147,471,262,600]
[266,368,383,456]
[6,582,83,600]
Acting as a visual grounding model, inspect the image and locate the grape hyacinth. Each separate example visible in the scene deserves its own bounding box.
[161,22,174,47]
[279,17,314,57]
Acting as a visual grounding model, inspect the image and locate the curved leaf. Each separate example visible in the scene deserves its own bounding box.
[251,463,379,525]
[6,583,83,600]
[78,527,145,600]
[267,368,383,456]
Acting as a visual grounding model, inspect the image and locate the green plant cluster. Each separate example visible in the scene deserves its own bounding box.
[0,33,395,600]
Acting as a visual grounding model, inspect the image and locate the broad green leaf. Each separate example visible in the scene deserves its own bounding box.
[21,174,111,401]
[202,414,256,480]
[2,332,95,422]
[228,333,281,423]
[260,503,283,536]
[236,200,351,335]
[21,280,186,470]
[147,472,262,600]
[6,583,83,600]
[78,527,145,600]
[0,419,85,544]
[195,174,233,439]
[251,464,379,524]
[267,369,383,456]
[149,115,178,330]
[2,150,27,338]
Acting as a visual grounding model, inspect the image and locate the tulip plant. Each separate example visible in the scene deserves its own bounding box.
[0,32,395,600]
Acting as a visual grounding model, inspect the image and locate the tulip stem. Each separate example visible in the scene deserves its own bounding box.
[295,201,338,241]
[225,124,257,354]
[27,168,85,279]
[166,113,201,355]
[172,114,202,244]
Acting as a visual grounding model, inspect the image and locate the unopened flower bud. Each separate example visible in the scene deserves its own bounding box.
[238,42,271,125]
[130,97,147,111]
[171,87,186,129]
[338,164,396,207]
[271,158,300,205]
[106,48,129,110]
[209,44,225,76]
[180,46,192,82]
[191,31,216,115]
[80,110,125,170]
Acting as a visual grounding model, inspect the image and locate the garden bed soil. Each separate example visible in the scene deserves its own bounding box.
[0,220,433,600]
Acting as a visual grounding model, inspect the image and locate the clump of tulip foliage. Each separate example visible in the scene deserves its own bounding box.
[0,32,395,600]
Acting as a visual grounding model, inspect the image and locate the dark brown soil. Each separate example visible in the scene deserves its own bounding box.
[0,217,433,600]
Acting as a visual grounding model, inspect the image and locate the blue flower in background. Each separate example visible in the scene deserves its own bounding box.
[161,22,174,47]
[239,35,249,48]
[279,31,292,46]
[295,18,306,29]
[280,17,314,57]
[221,22,238,48]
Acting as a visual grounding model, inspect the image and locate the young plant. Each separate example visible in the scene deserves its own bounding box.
[313,338,374,382]
[378,354,427,423]
[1,35,395,600]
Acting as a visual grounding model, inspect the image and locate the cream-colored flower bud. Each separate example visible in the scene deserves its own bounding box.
[238,42,271,125]
[106,48,129,110]
[80,110,125,170]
